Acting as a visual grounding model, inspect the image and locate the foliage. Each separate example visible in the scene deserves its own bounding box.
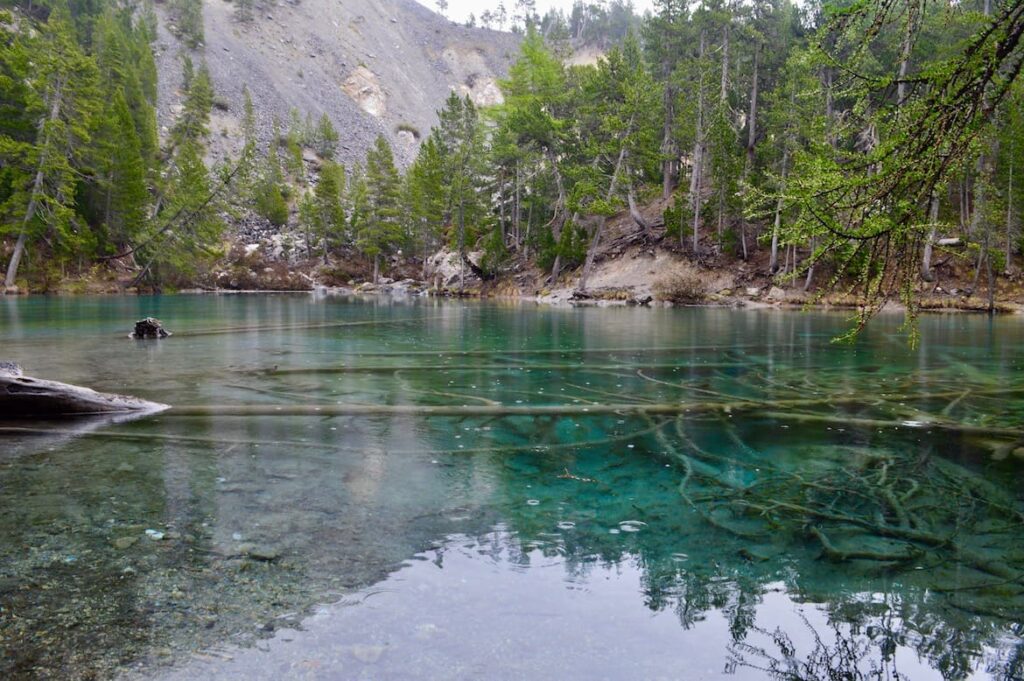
[653,272,707,304]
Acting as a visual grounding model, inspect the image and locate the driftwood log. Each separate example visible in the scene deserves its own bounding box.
[0,364,168,417]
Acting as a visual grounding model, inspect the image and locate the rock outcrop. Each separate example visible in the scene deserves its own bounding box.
[155,0,519,170]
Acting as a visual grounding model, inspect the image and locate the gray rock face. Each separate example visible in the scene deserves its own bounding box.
[154,0,519,171]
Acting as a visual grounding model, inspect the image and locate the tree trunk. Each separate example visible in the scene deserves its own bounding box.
[4,231,28,291]
[922,192,940,281]
[579,145,629,292]
[739,46,759,262]
[662,80,676,199]
[514,162,521,248]
[5,79,64,290]
[458,198,466,291]
[745,47,759,171]
[719,23,729,103]
[803,238,815,292]
[688,30,707,253]
[548,150,568,283]
[498,169,506,244]
[373,254,380,285]
[1007,158,1014,273]
[769,148,789,274]
[0,371,168,417]
[896,2,918,107]
[627,187,649,235]
[987,245,996,313]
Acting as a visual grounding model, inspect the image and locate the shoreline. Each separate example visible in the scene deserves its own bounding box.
[5,284,1019,317]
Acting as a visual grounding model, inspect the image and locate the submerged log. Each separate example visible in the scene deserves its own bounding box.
[0,370,168,417]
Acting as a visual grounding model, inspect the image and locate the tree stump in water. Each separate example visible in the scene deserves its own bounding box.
[131,318,171,339]
[0,367,168,417]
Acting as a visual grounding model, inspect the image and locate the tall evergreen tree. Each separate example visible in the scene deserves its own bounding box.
[359,135,403,283]
[3,7,100,289]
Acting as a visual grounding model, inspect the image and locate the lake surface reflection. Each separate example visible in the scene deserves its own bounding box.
[1,295,1022,680]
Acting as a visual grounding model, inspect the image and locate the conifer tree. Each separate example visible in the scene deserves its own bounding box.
[359,135,403,282]
[172,0,205,48]
[255,133,289,227]
[94,89,149,250]
[312,113,339,160]
[405,136,446,261]
[141,139,223,285]
[310,160,346,261]
[3,7,100,288]
[171,59,213,150]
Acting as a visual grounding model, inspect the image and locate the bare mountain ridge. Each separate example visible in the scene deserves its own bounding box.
[154,0,520,168]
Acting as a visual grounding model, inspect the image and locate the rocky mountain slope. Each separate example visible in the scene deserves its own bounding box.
[154,0,519,167]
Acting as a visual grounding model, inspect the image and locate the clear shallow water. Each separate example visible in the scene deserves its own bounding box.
[1,294,1022,680]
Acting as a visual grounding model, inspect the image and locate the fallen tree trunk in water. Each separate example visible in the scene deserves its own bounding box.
[0,367,168,417]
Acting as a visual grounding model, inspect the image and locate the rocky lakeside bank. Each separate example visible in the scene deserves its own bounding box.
[4,217,1023,315]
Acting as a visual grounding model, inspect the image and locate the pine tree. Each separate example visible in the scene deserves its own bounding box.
[95,89,149,250]
[172,0,205,49]
[255,138,289,227]
[312,113,339,159]
[285,109,306,184]
[171,59,213,150]
[359,135,403,282]
[431,92,489,287]
[405,136,446,262]
[3,7,100,289]
[141,139,223,285]
[311,160,346,261]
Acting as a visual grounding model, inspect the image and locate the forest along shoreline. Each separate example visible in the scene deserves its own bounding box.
[5,195,1022,314]
[1,3,1021,321]
[7,227,1021,316]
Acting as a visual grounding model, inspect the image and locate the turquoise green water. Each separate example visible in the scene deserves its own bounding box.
[1,294,1022,680]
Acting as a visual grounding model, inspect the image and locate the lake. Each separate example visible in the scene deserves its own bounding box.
[1,294,1022,680]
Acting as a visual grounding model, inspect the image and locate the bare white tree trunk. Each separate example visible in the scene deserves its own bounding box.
[769,148,788,274]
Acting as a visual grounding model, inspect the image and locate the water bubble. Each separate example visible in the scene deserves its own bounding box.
[618,520,647,532]
[608,528,621,534]
[526,499,540,506]
[556,521,576,530]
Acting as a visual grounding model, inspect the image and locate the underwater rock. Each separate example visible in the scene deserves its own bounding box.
[131,317,171,339]
[351,643,386,664]
[112,536,138,550]
[0,372,168,418]
[241,544,281,562]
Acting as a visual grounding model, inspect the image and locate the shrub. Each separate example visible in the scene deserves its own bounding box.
[654,272,707,304]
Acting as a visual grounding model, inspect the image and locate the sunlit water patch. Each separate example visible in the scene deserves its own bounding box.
[0,295,1022,680]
